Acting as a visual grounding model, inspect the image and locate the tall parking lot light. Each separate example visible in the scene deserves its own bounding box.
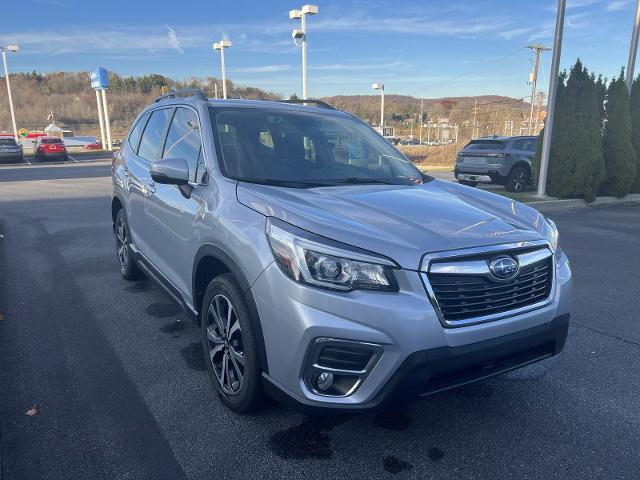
[290,4,318,100]
[213,40,232,99]
[1,45,19,142]
[372,83,384,133]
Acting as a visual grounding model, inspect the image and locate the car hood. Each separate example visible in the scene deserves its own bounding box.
[237,178,547,270]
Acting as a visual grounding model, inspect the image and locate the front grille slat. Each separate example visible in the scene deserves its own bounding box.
[427,252,553,323]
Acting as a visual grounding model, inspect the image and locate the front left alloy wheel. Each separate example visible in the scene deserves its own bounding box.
[114,209,143,280]
[202,273,263,412]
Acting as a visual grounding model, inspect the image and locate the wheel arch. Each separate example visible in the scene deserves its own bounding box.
[509,160,532,177]
[193,244,269,374]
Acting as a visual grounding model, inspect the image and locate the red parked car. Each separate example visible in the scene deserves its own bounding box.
[34,137,69,161]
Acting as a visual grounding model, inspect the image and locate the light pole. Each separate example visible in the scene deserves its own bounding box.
[626,0,640,92]
[537,0,566,197]
[1,45,19,142]
[213,40,232,99]
[372,83,384,134]
[290,4,318,100]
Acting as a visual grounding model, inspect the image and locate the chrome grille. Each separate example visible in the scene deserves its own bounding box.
[423,244,554,326]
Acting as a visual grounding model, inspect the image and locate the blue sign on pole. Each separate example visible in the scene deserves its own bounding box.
[90,67,109,90]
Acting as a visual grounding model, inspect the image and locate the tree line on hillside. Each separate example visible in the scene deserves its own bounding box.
[0,71,279,134]
[0,70,531,140]
[533,59,640,201]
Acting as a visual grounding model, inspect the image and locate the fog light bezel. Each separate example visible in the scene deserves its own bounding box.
[302,338,383,398]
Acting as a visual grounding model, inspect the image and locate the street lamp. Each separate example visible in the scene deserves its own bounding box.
[1,44,19,142]
[372,83,384,134]
[213,39,232,99]
[289,4,318,100]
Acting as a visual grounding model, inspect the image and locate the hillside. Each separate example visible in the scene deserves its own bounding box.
[0,71,534,139]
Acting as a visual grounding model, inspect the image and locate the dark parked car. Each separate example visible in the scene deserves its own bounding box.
[34,137,69,161]
[454,136,537,192]
[0,137,23,163]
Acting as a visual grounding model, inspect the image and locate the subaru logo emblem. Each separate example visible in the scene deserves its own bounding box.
[489,256,519,280]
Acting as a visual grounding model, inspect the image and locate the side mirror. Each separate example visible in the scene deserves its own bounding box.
[150,158,189,185]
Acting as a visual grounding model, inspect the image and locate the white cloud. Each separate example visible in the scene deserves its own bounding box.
[166,26,184,54]
[606,0,634,11]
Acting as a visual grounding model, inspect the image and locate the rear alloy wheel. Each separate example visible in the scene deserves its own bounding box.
[114,209,143,280]
[506,166,529,193]
[202,274,262,412]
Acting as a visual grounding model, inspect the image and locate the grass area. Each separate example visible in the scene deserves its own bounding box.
[493,191,542,203]
[417,165,453,173]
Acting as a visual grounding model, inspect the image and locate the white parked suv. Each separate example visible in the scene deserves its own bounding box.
[111,90,572,413]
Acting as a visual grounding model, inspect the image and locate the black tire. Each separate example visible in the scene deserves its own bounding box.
[458,180,478,187]
[506,166,530,192]
[114,208,144,280]
[201,273,263,413]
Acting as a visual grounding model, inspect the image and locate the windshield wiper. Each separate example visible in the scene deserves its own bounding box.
[336,177,399,185]
[241,178,329,188]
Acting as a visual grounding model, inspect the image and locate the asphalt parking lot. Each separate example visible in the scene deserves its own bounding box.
[1,161,639,480]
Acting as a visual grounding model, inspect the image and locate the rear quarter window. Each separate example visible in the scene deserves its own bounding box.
[128,112,150,153]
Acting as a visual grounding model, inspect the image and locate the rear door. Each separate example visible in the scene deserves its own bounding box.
[145,106,207,299]
[124,108,173,257]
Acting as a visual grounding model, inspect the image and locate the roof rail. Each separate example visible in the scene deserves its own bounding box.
[154,89,206,103]
[279,99,335,110]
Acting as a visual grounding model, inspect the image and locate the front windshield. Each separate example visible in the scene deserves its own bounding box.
[210,107,423,186]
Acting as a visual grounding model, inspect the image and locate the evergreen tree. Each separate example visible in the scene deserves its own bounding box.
[629,75,640,192]
[601,71,637,197]
[534,60,605,201]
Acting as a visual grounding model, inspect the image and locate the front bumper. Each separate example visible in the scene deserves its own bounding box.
[253,252,572,412]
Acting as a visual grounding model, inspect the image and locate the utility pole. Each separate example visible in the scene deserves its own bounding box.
[526,44,551,136]
[419,99,424,144]
[538,0,566,197]
[626,0,640,92]
[472,98,478,139]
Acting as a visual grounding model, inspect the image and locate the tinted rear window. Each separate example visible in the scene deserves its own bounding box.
[0,138,17,145]
[464,140,506,151]
[41,138,63,144]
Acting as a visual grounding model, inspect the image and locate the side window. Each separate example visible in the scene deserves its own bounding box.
[162,108,204,183]
[524,139,537,152]
[137,109,172,161]
[128,112,150,153]
[511,139,524,150]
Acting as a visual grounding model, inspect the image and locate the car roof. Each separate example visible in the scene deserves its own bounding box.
[144,96,349,117]
[474,135,537,141]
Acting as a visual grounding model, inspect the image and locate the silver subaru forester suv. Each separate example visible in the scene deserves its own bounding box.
[111,90,571,413]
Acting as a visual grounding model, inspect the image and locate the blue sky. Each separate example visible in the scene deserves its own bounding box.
[1,0,637,98]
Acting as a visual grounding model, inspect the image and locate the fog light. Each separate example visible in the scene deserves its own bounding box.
[316,372,334,391]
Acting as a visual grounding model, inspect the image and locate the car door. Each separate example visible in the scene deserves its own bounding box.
[145,106,208,300]
[125,108,173,257]
[509,139,531,165]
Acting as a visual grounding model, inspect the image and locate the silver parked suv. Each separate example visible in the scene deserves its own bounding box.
[455,136,537,192]
[111,90,571,413]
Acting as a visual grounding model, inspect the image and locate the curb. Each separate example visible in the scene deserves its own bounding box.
[527,193,640,212]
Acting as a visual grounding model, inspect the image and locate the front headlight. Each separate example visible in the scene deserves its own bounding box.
[266,218,398,292]
[544,218,561,256]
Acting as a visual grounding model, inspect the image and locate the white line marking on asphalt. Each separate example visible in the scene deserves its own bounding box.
[23,156,31,165]
[69,156,79,163]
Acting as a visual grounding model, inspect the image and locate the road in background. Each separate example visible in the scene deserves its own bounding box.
[1,162,638,479]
